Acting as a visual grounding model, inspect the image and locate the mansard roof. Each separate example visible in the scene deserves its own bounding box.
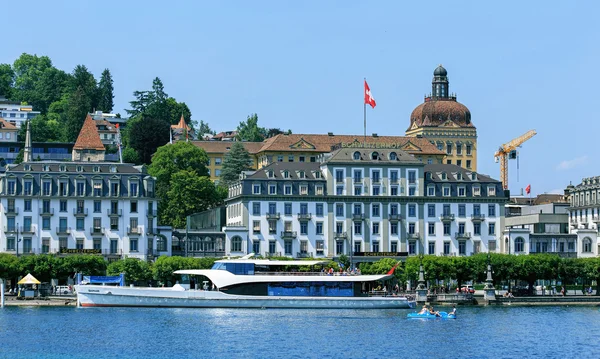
[425,164,499,183]
[245,161,323,181]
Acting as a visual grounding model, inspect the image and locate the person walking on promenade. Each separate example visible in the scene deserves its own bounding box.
[560,286,565,296]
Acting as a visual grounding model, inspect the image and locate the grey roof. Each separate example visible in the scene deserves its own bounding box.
[425,164,499,183]
[246,161,323,181]
[323,147,422,165]
[5,161,146,175]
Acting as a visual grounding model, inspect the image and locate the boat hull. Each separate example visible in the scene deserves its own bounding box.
[75,286,416,309]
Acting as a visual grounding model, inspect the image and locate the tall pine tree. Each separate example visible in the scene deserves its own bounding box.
[97,68,114,112]
[220,142,253,186]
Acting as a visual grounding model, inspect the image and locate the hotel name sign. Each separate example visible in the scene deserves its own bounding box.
[340,142,406,149]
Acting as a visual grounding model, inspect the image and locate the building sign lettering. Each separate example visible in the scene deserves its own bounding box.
[60,248,101,254]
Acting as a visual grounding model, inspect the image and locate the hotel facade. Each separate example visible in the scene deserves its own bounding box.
[223,144,506,261]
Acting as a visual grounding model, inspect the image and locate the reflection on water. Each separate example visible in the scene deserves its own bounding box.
[0,306,599,359]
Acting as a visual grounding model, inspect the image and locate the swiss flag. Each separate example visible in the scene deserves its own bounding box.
[364,80,376,108]
[525,184,531,195]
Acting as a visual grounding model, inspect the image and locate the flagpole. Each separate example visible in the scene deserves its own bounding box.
[363,78,367,146]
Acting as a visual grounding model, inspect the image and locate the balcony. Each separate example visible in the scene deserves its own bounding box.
[352,213,365,221]
[266,212,281,220]
[280,231,297,239]
[147,209,157,217]
[297,252,313,258]
[407,232,420,239]
[127,226,142,235]
[334,232,348,239]
[297,213,312,221]
[471,214,485,222]
[73,208,88,217]
[107,209,122,217]
[20,225,36,234]
[5,207,18,215]
[40,207,54,216]
[4,226,17,233]
[455,232,472,239]
[56,227,71,235]
[389,214,402,222]
[440,214,455,222]
[90,227,105,235]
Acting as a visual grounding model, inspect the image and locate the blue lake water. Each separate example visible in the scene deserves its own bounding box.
[1,305,599,359]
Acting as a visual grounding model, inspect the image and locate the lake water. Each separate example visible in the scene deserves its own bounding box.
[1,305,599,359]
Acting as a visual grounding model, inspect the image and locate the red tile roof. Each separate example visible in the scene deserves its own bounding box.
[73,114,106,151]
[171,115,190,130]
[0,118,17,130]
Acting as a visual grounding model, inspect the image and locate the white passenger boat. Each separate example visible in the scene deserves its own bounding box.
[75,257,415,309]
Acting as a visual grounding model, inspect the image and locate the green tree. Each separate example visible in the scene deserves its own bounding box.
[97,68,114,112]
[161,170,220,228]
[64,86,93,142]
[34,67,71,114]
[59,255,107,279]
[164,97,192,126]
[68,65,98,108]
[11,53,53,108]
[0,253,20,282]
[0,63,14,98]
[582,257,600,295]
[236,113,267,142]
[197,120,214,136]
[122,147,140,164]
[14,148,24,164]
[219,142,253,186]
[126,90,152,118]
[148,141,209,200]
[128,116,171,164]
[107,258,152,285]
[18,115,63,142]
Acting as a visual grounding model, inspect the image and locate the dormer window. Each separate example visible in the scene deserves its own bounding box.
[471,172,477,181]
[24,164,30,171]
[110,165,117,173]
[59,165,66,172]
[441,172,447,180]
[267,170,274,178]
[299,171,305,179]
[42,165,49,172]
[353,151,361,160]
[371,151,379,160]
[314,171,321,179]
[456,172,462,180]
[473,186,481,196]
[93,166,100,173]
[76,165,83,173]
[488,186,496,196]
[389,152,397,160]
[283,170,289,179]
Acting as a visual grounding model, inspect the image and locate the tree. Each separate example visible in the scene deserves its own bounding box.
[126,90,152,118]
[97,68,114,112]
[107,258,152,285]
[122,147,140,164]
[197,120,214,137]
[219,142,253,186]
[148,141,210,199]
[266,128,283,138]
[34,67,71,114]
[14,148,23,164]
[164,97,192,126]
[68,64,98,109]
[64,86,93,142]
[128,116,171,164]
[12,53,53,107]
[236,113,267,142]
[18,115,63,142]
[0,253,20,282]
[161,170,220,228]
[0,63,14,98]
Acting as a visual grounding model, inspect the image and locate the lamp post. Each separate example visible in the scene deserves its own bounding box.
[483,252,497,302]
[415,254,428,303]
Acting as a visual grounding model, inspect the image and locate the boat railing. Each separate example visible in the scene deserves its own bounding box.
[255,271,363,276]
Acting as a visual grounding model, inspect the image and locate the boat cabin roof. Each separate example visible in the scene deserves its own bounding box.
[214,259,329,266]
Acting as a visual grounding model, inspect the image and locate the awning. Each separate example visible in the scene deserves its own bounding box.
[18,273,41,285]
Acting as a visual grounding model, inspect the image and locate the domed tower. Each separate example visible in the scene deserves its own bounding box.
[406,65,477,171]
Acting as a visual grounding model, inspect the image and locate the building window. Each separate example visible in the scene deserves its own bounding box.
[583,238,592,252]
[284,241,292,255]
[354,241,361,253]
[446,143,452,155]
[268,220,277,234]
[458,204,466,217]
[408,204,416,217]
[428,204,435,217]
[284,185,292,195]
[300,185,308,195]
[458,187,465,197]
[336,204,344,217]
[488,186,496,196]
[443,223,450,235]
[456,143,462,155]
[408,171,416,185]
[253,184,261,194]
[354,221,362,235]
[443,242,450,255]
[372,186,380,196]
[24,200,32,212]
[428,242,435,255]
[300,222,308,235]
[110,217,118,231]
[489,240,496,252]
[253,221,261,233]
[466,144,472,155]
[130,201,138,213]
[443,187,450,197]
[336,186,343,195]
[515,237,524,252]
[316,186,323,195]
[372,222,379,235]
[489,204,496,217]
[93,201,101,213]
[474,223,481,235]
[269,184,276,195]
[443,204,451,216]
[428,222,435,235]
[372,241,380,252]
[466,160,472,168]
[488,223,495,235]
[284,203,292,216]
[390,204,398,215]
[354,186,362,196]
[390,222,398,235]
[316,204,324,216]
[353,204,361,215]
[42,181,51,196]
[427,186,435,196]
[473,187,481,196]
[391,241,398,253]
[372,204,380,217]
[288,155,294,162]
[253,203,260,216]
[130,238,138,252]
[336,222,343,234]
[458,241,466,255]
[391,186,398,196]
[408,241,416,255]
[316,222,323,235]
[42,217,50,230]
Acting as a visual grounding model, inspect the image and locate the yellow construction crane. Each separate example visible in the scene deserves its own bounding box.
[494,130,537,190]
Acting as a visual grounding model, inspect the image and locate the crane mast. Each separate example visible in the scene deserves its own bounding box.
[494,130,537,191]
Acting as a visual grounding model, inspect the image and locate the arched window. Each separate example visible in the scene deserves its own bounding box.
[353,151,361,160]
[515,237,525,253]
[583,237,592,253]
[389,152,397,160]
[231,236,242,252]
[371,151,379,160]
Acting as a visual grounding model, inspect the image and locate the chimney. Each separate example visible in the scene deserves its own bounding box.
[328,132,334,136]
[372,133,378,138]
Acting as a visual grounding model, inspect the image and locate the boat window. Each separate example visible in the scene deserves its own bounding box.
[223,263,255,275]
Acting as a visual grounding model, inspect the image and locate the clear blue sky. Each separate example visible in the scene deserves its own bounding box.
[4,1,598,196]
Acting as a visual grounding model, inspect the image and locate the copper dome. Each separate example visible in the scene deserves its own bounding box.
[408,98,473,130]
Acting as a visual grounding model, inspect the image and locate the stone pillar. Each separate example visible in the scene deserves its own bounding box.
[415,260,428,303]
[483,255,496,302]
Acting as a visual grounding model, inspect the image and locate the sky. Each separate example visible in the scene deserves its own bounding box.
[3,1,599,196]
